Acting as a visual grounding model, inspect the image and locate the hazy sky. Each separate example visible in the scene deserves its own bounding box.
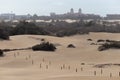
[0,0,120,16]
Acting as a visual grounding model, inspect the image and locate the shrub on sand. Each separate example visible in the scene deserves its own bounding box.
[67,44,76,48]
[0,49,4,57]
[32,42,56,51]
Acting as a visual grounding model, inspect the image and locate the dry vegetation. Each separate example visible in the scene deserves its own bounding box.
[32,42,56,51]
[2,20,120,39]
[0,21,120,80]
[98,40,120,51]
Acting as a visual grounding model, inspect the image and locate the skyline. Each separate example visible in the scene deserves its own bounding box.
[0,0,120,16]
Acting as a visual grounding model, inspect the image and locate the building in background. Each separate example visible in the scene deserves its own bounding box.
[105,14,120,20]
[50,8,101,20]
[0,13,15,20]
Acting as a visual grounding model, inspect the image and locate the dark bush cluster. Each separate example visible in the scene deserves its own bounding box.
[97,39,105,42]
[106,39,117,43]
[98,41,120,51]
[56,29,89,37]
[0,28,9,40]
[87,39,92,41]
[0,49,4,57]
[67,44,76,48]
[2,20,120,39]
[0,22,14,40]
[32,42,56,51]
[12,21,49,35]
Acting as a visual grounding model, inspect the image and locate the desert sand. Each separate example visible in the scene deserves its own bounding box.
[0,32,120,80]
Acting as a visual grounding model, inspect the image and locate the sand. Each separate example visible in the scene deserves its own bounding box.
[0,32,120,80]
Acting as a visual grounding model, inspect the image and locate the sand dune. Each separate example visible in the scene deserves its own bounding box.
[0,32,120,80]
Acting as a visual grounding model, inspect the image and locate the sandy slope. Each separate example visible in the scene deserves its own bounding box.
[0,32,120,80]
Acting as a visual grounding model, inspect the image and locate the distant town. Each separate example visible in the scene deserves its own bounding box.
[0,8,120,23]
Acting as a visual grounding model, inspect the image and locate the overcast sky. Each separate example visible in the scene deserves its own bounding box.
[0,0,120,16]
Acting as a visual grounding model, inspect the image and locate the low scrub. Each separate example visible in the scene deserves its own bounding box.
[0,49,4,57]
[98,41,120,51]
[97,39,105,42]
[87,39,92,41]
[32,42,56,51]
[67,44,76,48]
